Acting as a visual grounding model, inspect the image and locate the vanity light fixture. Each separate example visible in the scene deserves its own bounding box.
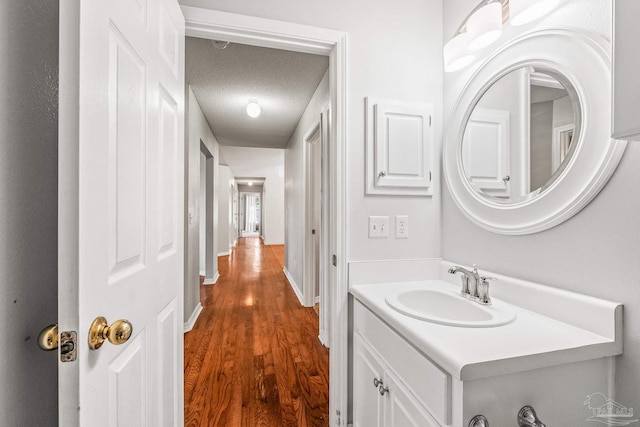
[466,2,503,50]
[444,0,558,72]
[444,32,475,73]
[509,0,559,26]
[246,100,261,118]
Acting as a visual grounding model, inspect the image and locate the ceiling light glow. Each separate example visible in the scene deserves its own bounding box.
[246,101,261,118]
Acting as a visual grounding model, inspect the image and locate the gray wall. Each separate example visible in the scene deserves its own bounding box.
[0,1,59,425]
[185,87,220,322]
[443,0,640,409]
[284,71,329,295]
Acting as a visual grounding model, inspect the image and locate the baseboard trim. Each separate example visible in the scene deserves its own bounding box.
[199,269,206,276]
[184,302,203,333]
[203,271,219,285]
[283,267,304,306]
[218,251,230,257]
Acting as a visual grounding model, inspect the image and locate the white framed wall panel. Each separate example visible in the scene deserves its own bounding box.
[366,97,433,196]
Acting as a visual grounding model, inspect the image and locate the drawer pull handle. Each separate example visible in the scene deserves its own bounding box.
[378,384,390,396]
[373,378,383,388]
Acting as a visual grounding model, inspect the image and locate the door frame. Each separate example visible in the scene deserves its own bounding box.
[239,190,261,236]
[200,141,216,284]
[303,120,321,308]
[181,6,348,425]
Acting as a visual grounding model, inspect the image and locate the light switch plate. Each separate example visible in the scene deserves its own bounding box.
[369,216,389,238]
[396,215,409,238]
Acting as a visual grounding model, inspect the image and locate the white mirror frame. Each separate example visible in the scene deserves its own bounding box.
[444,29,627,235]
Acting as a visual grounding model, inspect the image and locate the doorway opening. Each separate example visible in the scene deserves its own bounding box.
[303,108,331,346]
[183,7,348,426]
[200,142,216,285]
[241,192,260,236]
[237,179,264,238]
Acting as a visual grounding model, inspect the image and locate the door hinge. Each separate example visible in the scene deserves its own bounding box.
[60,330,77,362]
[332,254,337,266]
[429,115,432,127]
[336,409,341,425]
[312,229,316,235]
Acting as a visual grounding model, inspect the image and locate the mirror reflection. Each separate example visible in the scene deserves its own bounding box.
[462,66,581,203]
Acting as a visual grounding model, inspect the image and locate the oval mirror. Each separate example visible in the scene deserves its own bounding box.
[461,66,581,204]
[443,30,627,235]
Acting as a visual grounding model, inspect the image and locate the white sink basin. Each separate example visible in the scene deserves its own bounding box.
[385,287,516,328]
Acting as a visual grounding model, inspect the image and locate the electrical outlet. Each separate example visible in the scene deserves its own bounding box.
[368,216,389,238]
[396,215,408,238]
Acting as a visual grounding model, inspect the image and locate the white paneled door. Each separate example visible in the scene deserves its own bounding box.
[59,1,185,426]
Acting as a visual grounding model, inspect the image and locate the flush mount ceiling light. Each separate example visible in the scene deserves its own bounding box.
[509,0,559,26]
[443,0,559,72]
[466,2,503,50]
[246,101,261,118]
[248,181,253,186]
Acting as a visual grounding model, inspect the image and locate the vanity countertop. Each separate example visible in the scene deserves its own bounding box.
[351,280,623,381]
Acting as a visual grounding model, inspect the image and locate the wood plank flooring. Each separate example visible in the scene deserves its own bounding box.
[184,237,329,427]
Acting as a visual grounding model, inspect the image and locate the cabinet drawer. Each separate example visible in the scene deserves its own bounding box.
[354,301,451,425]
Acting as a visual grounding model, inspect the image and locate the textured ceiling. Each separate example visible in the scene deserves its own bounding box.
[186,37,329,149]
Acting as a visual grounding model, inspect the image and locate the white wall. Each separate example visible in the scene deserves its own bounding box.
[0,1,59,425]
[284,71,329,294]
[185,87,220,322]
[443,0,640,408]
[219,146,285,245]
[217,164,232,255]
[178,0,444,264]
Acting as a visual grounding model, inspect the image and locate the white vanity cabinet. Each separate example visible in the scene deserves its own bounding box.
[613,0,640,141]
[353,334,441,427]
[353,301,450,427]
[352,293,619,427]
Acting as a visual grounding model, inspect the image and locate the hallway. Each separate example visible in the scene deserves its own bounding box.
[184,238,330,427]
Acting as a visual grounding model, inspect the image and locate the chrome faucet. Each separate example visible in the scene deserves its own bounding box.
[448,264,495,304]
[448,264,481,298]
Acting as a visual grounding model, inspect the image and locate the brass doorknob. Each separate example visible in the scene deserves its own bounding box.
[88,317,133,350]
[38,324,59,351]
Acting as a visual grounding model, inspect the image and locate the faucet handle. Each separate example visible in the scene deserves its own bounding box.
[477,277,496,305]
[518,406,546,427]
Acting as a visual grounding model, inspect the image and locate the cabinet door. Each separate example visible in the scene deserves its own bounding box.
[353,334,385,427]
[384,374,441,427]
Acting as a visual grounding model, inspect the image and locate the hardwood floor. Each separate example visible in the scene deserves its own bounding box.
[185,237,330,427]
